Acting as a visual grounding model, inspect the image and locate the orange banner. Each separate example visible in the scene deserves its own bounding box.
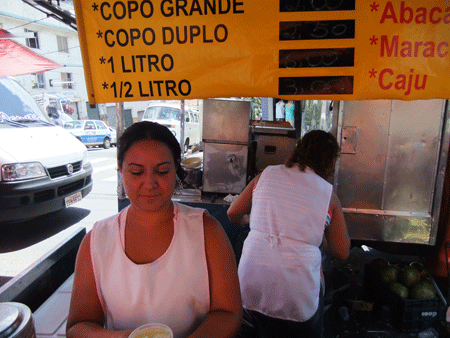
[73,0,450,104]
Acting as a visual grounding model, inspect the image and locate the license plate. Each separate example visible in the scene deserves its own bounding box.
[65,191,82,207]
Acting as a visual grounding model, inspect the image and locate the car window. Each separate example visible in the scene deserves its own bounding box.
[193,113,199,123]
[64,121,83,129]
[143,107,153,120]
[95,121,107,130]
[85,121,95,130]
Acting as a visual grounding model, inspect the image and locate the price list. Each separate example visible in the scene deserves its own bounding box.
[73,0,450,104]
[278,0,355,96]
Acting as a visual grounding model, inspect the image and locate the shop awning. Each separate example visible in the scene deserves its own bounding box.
[0,29,62,77]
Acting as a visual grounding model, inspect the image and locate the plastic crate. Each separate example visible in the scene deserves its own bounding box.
[363,263,445,333]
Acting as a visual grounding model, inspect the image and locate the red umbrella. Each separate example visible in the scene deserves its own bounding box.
[0,29,62,77]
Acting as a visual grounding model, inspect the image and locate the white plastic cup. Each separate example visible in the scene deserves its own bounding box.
[128,323,173,338]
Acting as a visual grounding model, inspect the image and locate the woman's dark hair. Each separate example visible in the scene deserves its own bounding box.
[285,130,340,179]
[117,121,186,180]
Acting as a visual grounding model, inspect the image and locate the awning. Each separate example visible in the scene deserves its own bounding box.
[0,29,62,77]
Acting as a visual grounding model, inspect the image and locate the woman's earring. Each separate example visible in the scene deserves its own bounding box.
[175,177,183,194]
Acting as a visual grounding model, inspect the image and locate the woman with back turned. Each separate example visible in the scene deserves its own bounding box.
[228,130,350,337]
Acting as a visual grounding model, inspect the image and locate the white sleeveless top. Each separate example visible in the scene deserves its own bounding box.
[90,202,210,337]
[238,165,332,322]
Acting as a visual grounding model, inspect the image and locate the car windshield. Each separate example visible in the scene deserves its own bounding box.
[146,106,181,120]
[0,78,51,123]
[64,121,84,129]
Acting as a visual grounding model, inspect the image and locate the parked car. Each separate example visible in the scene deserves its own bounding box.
[63,119,112,149]
[142,102,201,152]
[0,77,93,223]
[108,127,117,146]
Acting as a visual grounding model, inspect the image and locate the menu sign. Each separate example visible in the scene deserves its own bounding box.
[73,0,450,104]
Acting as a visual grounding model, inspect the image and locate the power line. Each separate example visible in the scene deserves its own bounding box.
[5,17,48,31]
[42,45,80,55]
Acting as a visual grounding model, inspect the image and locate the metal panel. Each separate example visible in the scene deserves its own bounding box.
[202,143,248,194]
[202,99,250,144]
[336,100,392,210]
[384,100,444,213]
[335,99,449,245]
[254,134,296,173]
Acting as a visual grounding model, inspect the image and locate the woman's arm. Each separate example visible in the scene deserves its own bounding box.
[66,232,132,338]
[324,192,351,261]
[188,214,243,338]
[227,174,261,226]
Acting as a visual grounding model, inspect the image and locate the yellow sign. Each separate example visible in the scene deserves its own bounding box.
[73,0,450,104]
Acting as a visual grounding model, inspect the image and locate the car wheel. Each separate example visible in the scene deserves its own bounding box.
[103,137,111,149]
[184,137,190,153]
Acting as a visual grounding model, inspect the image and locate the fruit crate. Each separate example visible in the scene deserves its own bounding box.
[363,263,446,333]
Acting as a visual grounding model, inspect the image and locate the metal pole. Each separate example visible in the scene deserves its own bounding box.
[116,102,126,210]
[180,100,185,153]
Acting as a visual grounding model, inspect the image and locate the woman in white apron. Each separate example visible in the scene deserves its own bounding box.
[228,130,350,337]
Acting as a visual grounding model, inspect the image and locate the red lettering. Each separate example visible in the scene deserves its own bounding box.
[444,7,450,24]
[430,7,442,24]
[381,2,449,24]
[400,41,411,57]
[437,42,449,57]
[379,68,394,90]
[423,42,435,57]
[400,1,413,23]
[380,2,397,23]
[415,7,427,23]
[381,35,398,57]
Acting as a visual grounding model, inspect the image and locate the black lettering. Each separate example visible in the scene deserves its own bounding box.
[130,28,141,46]
[177,0,189,16]
[142,28,155,45]
[128,1,138,18]
[205,0,216,14]
[215,24,228,42]
[179,79,191,96]
[190,0,203,15]
[233,0,244,13]
[190,25,201,43]
[203,25,213,43]
[162,27,174,44]
[105,30,115,47]
[139,81,149,97]
[141,0,154,18]
[148,81,154,96]
[116,29,129,46]
[166,80,178,96]
[136,55,146,72]
[219,0,230,14]
[176,26,188,44]
[113,1,126,19]
[100,2,112,20]
[121,56,131,72]
[161,0,173,16]
[148,55,161,71]
[154,80,164,96]
[161,54,174,71]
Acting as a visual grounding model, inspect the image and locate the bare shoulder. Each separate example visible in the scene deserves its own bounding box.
[203,213,227,240]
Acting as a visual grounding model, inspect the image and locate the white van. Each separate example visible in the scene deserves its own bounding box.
[142,102,201,152]
[0,77,93,223]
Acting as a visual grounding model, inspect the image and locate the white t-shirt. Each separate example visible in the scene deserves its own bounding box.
[90,202,210,337]
[276,101,285,119]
